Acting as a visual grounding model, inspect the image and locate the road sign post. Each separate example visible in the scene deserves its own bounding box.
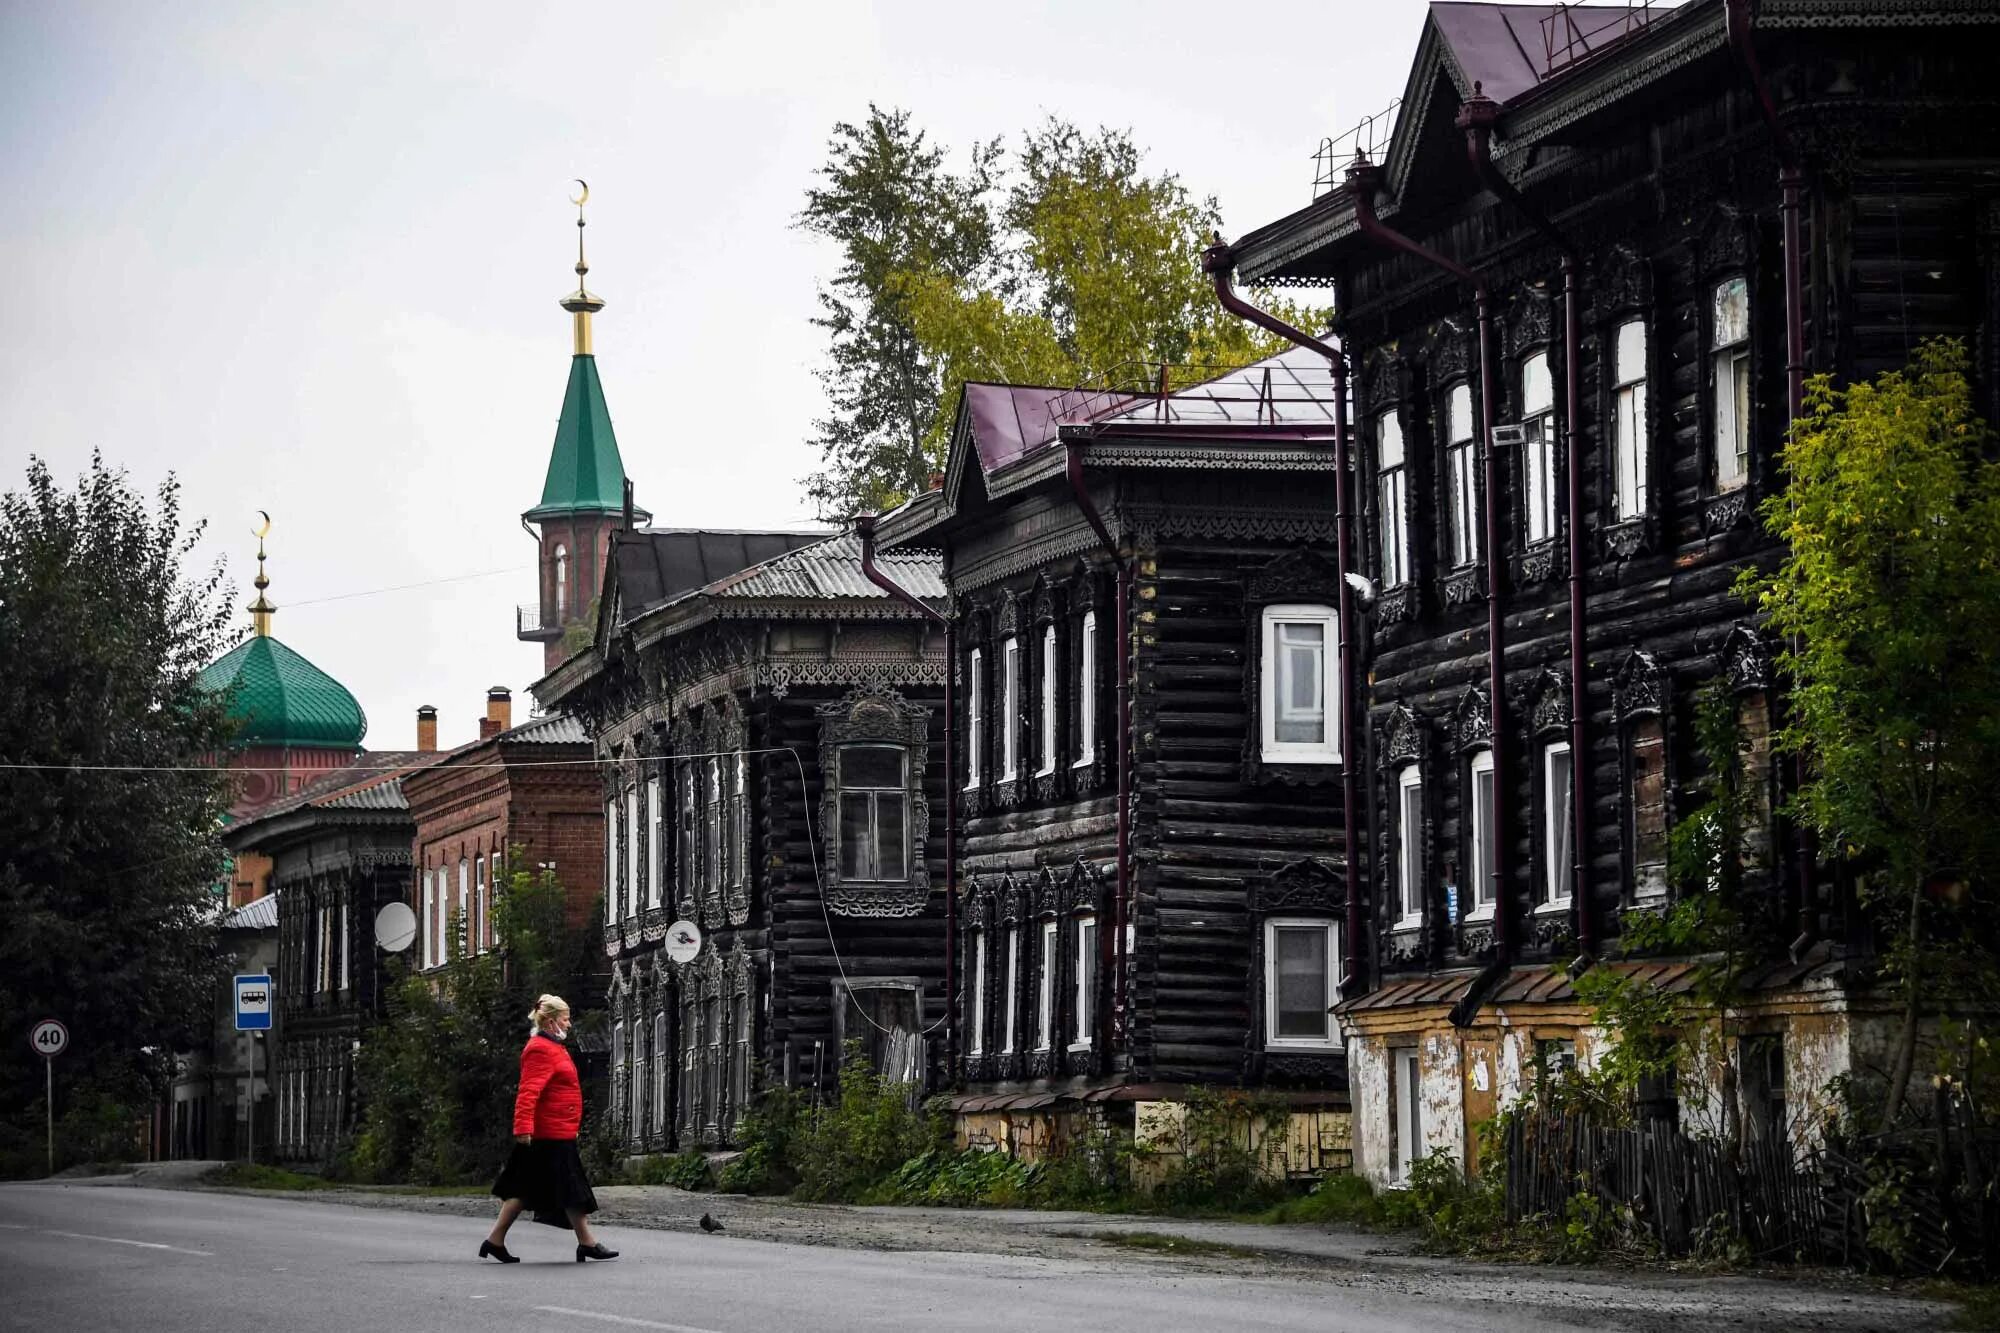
[234,976,272,1163]
[30,1019,68,1177]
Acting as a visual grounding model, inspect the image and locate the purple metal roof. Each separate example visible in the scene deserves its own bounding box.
[961,383,1141,474]
[1094,345,1342,428]
[1429,3,1658,105]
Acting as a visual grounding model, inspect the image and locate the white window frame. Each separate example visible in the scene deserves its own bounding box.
[1001,636,1020,781]
[970,930,987,1056]
[604,800,617,925]
[1003,927,1020,1052]
[554,544,568,618]
[1035,920,1056,1051]
[1074,612,1097,767]
[646,774,663,910]
[1445,382,1480,567]
[1711,277,1751,493]
[1541,740,1575,912]
[652,1012,669,1135]
[338,898,350,990]
[1037,625,1058,777]
[452,857,467,963]
[316,905,330,994]
[1394,765,1424,930]
[1263,917,1341,1051]
[1612,318,1650,520]
[835,744,910,883]
[965,647,984,790]
[1521,351,1557,545]
[1466,749,1497,922]
[1259,603,1340,764]
[1392,1045,1423,1182]
[1377,410,1410,587]
[421,868,436,970]
[1071,916,1097,1051]
[624,784,640,921]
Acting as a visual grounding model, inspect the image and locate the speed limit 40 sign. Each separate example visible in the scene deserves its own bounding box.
[30,1018,68,1059]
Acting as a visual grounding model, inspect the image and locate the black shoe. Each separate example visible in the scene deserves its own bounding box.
[479,1239,519,1264]
[576,1242,619,1263]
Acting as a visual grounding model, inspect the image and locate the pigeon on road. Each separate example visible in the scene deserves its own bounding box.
[699,1213,724,1233]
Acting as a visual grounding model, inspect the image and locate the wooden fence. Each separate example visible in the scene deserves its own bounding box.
[1503,1107,2000,1272]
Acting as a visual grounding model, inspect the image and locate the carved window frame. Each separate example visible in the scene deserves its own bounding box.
[1070,564,1111,793]
[1516,343,1562,563]
[1247,857,1346,1056]
[1359,352,1419,627]
[816,689,932,918]
[1244,548,1346,785]
[1613,650,1673,906]
[1598,246,1657,557]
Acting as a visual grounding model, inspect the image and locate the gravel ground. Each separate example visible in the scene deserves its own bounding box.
[117,1162,1955,1331]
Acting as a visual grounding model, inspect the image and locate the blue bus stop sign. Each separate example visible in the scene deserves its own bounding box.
[234,974,273,1031]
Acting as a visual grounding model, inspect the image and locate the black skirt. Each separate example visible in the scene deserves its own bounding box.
[492,1138,599,1227]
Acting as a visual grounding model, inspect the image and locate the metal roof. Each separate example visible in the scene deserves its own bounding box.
[1337,947,1851,1015]
[1428,3,1670,105]
[197,635,368,750]
[525,353,645,522]
[223,892,279,931]
[707,531,946,603]
[1093,345,1342,428]
[499,711,590,745]
[614,529,827,619]
[960,383,1141,475]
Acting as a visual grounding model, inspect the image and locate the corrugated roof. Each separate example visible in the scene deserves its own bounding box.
[1094,345,1341,427]
[500,711,590,745]
[224,893,279,931]
[614,529,827,620]
[708,531,947,602]
[1339,947,1850,1015]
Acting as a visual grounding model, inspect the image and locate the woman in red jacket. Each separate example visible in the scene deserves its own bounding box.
[481,994,618,1263]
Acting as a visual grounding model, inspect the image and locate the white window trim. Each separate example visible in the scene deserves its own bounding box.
[1070,916,1097,1051]
[1003,928,1020,1053]
[1259,603,1341,764]
[452,858,467,963]
[1392,1046,1423,1182]
[338,898,350,990]
[1035,920,1056,1051]
[1520,351,1557,546]
[624,785,640,920]
[1394,765,1425,930]
[1262,917,1342,1051]
[1445,382,1480,567]
[1541,741,1574,913]
[1074,612,1097,767]
[1037,625,1058,777]
[1465,749,1497,923]
[970,930,987,1056]
[1378,410,1410,588]
[1612,318,1650,521]
[604,800,617,925]
[421,868,436,970]
[1001,637,1020,781]
[646,774,663,910]
[966,647,984,790]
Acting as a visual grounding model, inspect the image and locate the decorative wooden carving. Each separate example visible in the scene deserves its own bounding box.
[1722,624,1772,693]
[1245,547,1342,605]
[1454,686,1493,752]
[1442,566,1483,607]
[1432,319,1470,383]
[815,689,933,918]
[1375,584,1419,626]
[1693,203,1750,274]
[1383,704,1425,768]
[1251,857,1346,915]
[1612,650,1666,722]
[1528,668,1572,738]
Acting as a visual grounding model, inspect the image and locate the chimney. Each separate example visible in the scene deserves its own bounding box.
[486,686,513,734]
[416,705,438,753]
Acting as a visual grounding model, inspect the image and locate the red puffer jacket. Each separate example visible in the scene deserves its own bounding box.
[513,1033,583,1140]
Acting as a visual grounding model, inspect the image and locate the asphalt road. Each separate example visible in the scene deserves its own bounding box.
[0,1179,1637,1333]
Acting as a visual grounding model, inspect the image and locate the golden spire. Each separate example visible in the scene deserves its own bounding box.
[558,180,605,356]
[249,510,276,637]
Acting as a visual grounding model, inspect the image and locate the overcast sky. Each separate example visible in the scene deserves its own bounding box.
[1,0,1432,752]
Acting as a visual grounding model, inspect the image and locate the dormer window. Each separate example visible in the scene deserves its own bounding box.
[1711,277,1751,492]
[1445,383,1479,567]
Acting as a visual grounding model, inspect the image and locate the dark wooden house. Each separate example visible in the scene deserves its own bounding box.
[1221,0,2000,1184]
[877,355,1360,1172]
[534,528,947,1151]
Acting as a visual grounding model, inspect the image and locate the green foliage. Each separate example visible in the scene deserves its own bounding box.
[871,1147,1041,1207]
[717,1087,805,1195]
[1259,1171,1388,1227]
[799,110,1330,520]
[345,856,596,1185]
[629,1150,710,1191]
[1738,340,2000,1126]
[788,1043,943,1203]
[0,453,237,1178]
[1143,1087,1290,1214]
[205,1162,337,1191]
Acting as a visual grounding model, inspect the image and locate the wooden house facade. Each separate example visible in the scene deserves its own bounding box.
[878,358,1361,1172]
[1222,0,2000,1184]
[535,528,947,1151]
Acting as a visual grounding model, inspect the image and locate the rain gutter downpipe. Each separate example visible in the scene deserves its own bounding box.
[1199,241,1364,995]
[1727,0,1817,959]
[1343,156,1513,1020]
[853,512,958,1075]
[1458,89,1595,967]
[1063,442,1130,1057]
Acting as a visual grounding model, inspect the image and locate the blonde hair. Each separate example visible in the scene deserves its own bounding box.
[528,994,571,1034]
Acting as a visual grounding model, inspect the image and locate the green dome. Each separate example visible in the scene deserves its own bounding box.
[198,635,367,750]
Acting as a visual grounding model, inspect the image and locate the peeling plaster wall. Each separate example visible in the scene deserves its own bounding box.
[1348,1036,1396,1186]
[1421,1030,1464,1163]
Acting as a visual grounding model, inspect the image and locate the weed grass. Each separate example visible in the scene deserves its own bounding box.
[204,1163,339,1191]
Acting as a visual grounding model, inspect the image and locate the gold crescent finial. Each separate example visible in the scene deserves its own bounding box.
[253,510,272,540]
[570,179,589,209]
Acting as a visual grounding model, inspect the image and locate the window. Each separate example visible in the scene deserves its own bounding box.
[1630,717,1668,901]
[632,1019,647,1141]
[966,648,984,789]
[1445,382,1479,566]
[1521,351,1557,544]
[1394,766,1424,928]
[970,930,986,1056]
[454,857,468,962]
[1712,277,1751,492]
[678,765,695,908]
[646,775,662,910]
[422,868,437,969]
[604,803,617,925]
[730,750,749,913]
[836,746,908,882]
[1264,918,1340,1049]
[1035,921,1057,1051]
[1611,318,1649,520]
[1467,750,1497,919]
[316,905,330,994]
[1001,637,1020,780]
[1392,1046,1423,1182]
[1075,612,1097,766]
[338,898,350,990]
[1260,604,1340,763]
[1037,625,1058,776]
[652,1012,668,1135]
[1541,742,1574,910]
[554,544,568,618]
[611,1020,626,1128]
[1377,411,1410,586]
[1536,1037,1577,1079]
[705,758,722,900]
[1003,928,1021,1052]
[473,855,485,955]
[624,785,640,921]
[1072,916,1098,1049]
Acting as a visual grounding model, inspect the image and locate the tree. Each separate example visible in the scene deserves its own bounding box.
[797,105,1001,520]
[0,453,236,1175]
[800,113,1329,519]
[1738,340,2000,1130]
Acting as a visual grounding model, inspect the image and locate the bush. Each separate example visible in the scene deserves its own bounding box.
[718,1088,804,1195]
[1261,1171,1387,1227]
[868,1147,1040,1206]
[791,1046,943,1203]
[630,1150,711,1190]
[1143,1087,1290,1215]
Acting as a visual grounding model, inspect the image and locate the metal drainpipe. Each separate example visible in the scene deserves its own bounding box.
[852,513,957,1077]
[1727,0,1818,957]
[1346,156,1511,969]
[1458,90,1595,965]
[1198,240,1363,994]
[1062,441,1129,1057]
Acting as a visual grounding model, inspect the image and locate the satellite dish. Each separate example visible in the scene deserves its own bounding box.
[664,920,703,965]
[375,901,417,953]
